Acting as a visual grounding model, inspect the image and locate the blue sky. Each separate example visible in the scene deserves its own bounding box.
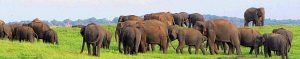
[0,0,299,22]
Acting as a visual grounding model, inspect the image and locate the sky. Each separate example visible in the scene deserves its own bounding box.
[0,0,299,22]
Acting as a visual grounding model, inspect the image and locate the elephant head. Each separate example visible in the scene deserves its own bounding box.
[254,33,269,57]
[193,21,207,35]
[167,25,179,41]
[256,7,265,26]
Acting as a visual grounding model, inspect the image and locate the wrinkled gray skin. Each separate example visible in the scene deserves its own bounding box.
[0,24,12,40]
[43,29,58,44]
[121,25,142,55]
[80,23,105,56]
[255,33,289,59]
[13,26,37,43]
[196,19,241,55]
[188,13,205,28]
[272,28,293,52]
[168,25,206,54]
[239,28,261,54]
[102,31,112,49]
[172,12,189,27]
[244,7,265,26]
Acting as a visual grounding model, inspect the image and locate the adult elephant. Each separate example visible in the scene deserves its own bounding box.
[256,33,289,59]
[168,25,206,54]
[80,23,106,56]
[115,15,145,53]
[188,13,205,28]
[272,28,293,52]
[244,7,265,26]
[195,19,241,55]
[172,12,189,27]
[43,29,58,44]
[13,26,37,43]
[144,12,175,26]
[136,20,170,54]
[120,25,142,55]
[239,28,261,54]
[0,24,12,40]
[28,18,50,41]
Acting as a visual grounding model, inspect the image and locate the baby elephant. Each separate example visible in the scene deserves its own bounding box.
[102,31,112,49]
[168,25,206,54]
[121,25,142,55]
[256,33,289,59]
[43,29,58,44]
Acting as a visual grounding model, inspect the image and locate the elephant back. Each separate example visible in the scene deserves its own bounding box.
[0,20,5,25]
[144,12,175,26]
[29,21,50,39]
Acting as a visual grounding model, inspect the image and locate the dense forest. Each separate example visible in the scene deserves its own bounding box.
[8,15,300,27]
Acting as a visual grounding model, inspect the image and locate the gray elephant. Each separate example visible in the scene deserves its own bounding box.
[43,29,58,44]
[255,33,289,59]
[0,24,12,40]
[80,23,105,56]
[272,28,293,52]
[194,19,241,55]
[172,12,189,27]
[188,13,205,28]
[168,25,206,54]
[136,20,170,54]
[244,7,265,26]
[120,25,142,55]
[102,30,112,49]
[239,28,261,54]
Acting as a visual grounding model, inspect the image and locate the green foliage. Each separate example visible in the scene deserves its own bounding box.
[0,25,299,59]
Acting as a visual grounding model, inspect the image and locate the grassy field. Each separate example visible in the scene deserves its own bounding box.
[0,25,299,59]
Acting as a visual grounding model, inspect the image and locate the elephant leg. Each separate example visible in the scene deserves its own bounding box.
[199,43,206,55]
[118,40,123,53]
[188,46,192,54]
[222,42,228,54]
[80,40,85,53]
[195,46,199,54]
[92,44,97,56]
[227,43,233,55]
[249,47,254,54]
[123,43,127,54]
[161,38,168,54]
[87,43,92,55]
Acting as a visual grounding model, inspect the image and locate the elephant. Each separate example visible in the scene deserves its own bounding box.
[172,12,189,27]
[239,28,262,54]
[144,12,175,26]
[272,28,293,52]
[13,26,37,43]
[0,24,13,40]
[80,23,105,56]
[168,25,206,54]
[43,29,58,44]
[136,20,170,54]
[195,19,241,55]
[244,7,265,26]
[255,33,289,59]
[120,25,142,54]
[188,13,205,28]
[28,18,51,41]
[101,30,112,49]
[115,16,144,53]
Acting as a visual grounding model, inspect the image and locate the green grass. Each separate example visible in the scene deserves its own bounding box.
[0,25,299,59]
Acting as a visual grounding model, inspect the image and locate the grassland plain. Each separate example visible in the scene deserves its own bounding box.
[0,25,299,59]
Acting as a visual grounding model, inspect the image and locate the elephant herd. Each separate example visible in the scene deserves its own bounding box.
[0,18,58,44]
[0,7,291,59]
